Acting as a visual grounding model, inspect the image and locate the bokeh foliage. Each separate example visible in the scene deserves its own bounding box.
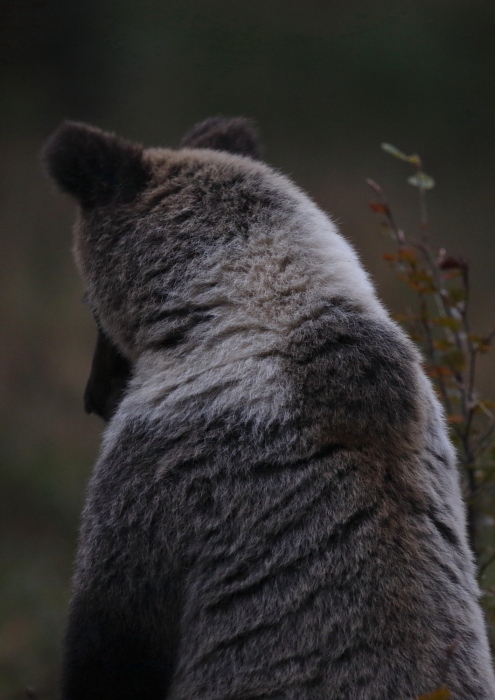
[369,146,495,655]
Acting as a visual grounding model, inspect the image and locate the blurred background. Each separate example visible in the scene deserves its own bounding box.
[2,0,495,696]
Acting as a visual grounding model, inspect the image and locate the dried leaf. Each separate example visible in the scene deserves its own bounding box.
[468,336,490,352]
[369,202,390,214]
[431,317,461,331]
[428,366,452,378]
[408,172,436,189]
[397,246,418,264]
[439,256,467,271]
[476,336,494,353]
[397,270,436,293]
[447,415,464,424]
[478,343,492,353]
[408,282,436,293]
[382,253,396,262]
[440,269,462,281]
[433,340,452,351]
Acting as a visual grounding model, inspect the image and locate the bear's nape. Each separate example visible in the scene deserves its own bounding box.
[42,121,150,208]
[84,326,132,422]
[180,116,262,159]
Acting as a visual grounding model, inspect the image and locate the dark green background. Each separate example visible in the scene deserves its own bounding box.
[2,1,495,696]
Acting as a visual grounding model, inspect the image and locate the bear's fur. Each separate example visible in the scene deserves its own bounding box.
[43,117,495,699]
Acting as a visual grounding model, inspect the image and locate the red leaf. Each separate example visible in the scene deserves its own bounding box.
[369,202,390,215]
[397,246,418,263]
[439,256,468,271]
[428,366,452,378]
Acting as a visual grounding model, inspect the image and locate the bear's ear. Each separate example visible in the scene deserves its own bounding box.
[84,326,132,422]
[42,121,150,208]
[180,116,262,160]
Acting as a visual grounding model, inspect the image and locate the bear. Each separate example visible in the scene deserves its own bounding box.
[43,117,495,699]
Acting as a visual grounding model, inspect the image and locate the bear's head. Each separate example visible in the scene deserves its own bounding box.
[42,117,262,420]
[43,117,383,428]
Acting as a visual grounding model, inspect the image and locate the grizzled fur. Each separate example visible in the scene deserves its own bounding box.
[43,117,495,699]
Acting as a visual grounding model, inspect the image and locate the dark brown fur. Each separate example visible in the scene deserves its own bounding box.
[42,118,495,699]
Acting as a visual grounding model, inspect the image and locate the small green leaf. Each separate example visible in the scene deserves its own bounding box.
[381,143,422,165]
[381,142,410,161]
[379,222,396,239]
[408,172,436,189]
[447,287,466,305]
[408,154,422,167]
